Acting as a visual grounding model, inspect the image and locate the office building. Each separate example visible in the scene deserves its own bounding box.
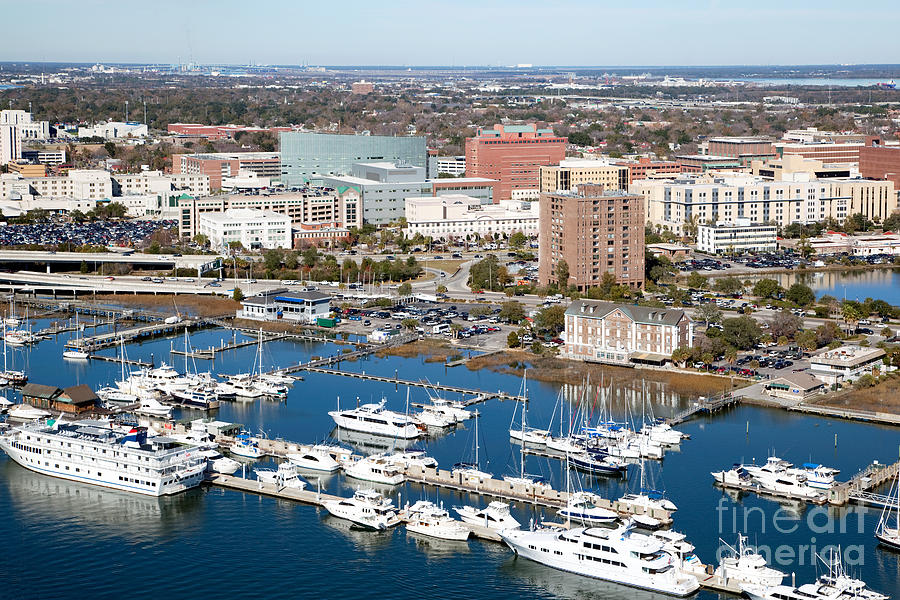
[611,157,682,183]
[77,122,148,140]
[705,137,775,163]
[405,195,538,240]
[0,110,50,140]
[173,152,280,190]
[21,149,66,165]
[783,128,869,144]
[809,346,887,385]
[465,124,566,200]
[697,219,778,255]
[751,155,854,181]
[860,144,900,188]
[350,81,375,94]
[237,289,331,324]
[539,184,645,291]
[430,155,466,177]
[321,162,496,226]
[198,208,292,251]
[0,125,22,166]
[774,141,869,165]
[167,123,294,140]
[677,155,742,173]
[563,301,693,366]
[7,162,46,178]
[540,159,629,194]
[280,131,426,186]
[632,173,897,236]
[115,171,210,198]
[177,188,360,239]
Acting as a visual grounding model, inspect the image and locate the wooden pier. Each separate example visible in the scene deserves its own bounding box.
[65,320,203,351]
[170,333,288,360]
[832,459,900,506]
[789,403,900,426]
[668,393,740,426]
[88,353,153,368]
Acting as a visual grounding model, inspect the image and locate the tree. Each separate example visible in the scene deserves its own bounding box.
[398,282,412,295]
[796,329,818,351]
[263,249,282,274]
[752,278,782,300]
[841,301,864,331]
[233,287,244,302]
[556,259,570,290]
[79,260,88,274]
[713,277,743,295]
[531,340,544,355]
[507,331,520,348]
[401,318,419,331]
[670,347,691,367]
[724,347,738,368]
[468,254,501,291]
[567,131,593,146]
[499,300,525,324]
[721,316,763,350]
[686,271,707,290]
[509,231,527,249]
[786,283,815,307]
[696,303,723,327]
[103,141,117,158]
[469,305,491,318]
[881,326,894,338]
[192,233,209,248]
[534,305,566,336]
[436,284,448,294]
[769,311,802,341]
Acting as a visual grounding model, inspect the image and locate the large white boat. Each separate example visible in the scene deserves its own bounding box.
[324,488,401,530]
[230,434,263,459]
[415,405,456,428]
[329,400,422,439]
[640,422,686,445]
[404,500,470,541]
[787,463,839,490]
[742,549,887,600]
[715,534,785,588]
[382,449,438,470]
[875,473,900,551]
[711,464,755,487]
[0,420,206,496]
[286,445,342,472]
[254,462,307,489]
[499,521,700,597]
[743,456,793,479]
[197,449,241,474]
[454,501,521,531]
[754,471,824,500]
[429,397,473,422]
[558,491,619,525]
[135,397,173,419]
[7,404,51,421]
[344,454,406,485]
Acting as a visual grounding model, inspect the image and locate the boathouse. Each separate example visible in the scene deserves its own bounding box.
[22,383,99,414]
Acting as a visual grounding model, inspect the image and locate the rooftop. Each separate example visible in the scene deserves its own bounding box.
[566,300,687,326]
[810,346,885,368]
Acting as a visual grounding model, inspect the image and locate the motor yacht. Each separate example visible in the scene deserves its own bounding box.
[742,549,887,600]
[454,501,521,530]
[404,500,470,541]
[640,422,686,445]
[755,471,825,501]
[254,462,307,489]
[546,435,584,454]
[323,489,401,530]
[416,406,456,428]
[787,463,839,490]
[558,491,619,525]
[7,403,50,421]
[429,397,472,422]
[715,534,786,588]
[329,400,422,439]
[499,521,700,597]
[619,490,678,513]
[711,464,755,487]
[344,454,406,485]
[743,456,793,479]
[135,397,173,419]
[383,449,438,470]
[0,396,12,414]
[197,449,241,474]
[568,451,628,476]
[230,434,263,459]
[216,376,265,400]
[287,445,342,472]
[62,349,90,360]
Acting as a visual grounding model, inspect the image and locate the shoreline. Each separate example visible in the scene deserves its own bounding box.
[703,261,899,280]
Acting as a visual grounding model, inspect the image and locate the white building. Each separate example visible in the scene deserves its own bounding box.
[432,155,466,176]
[115,171,210,198]
[0,125,21,165]
[809,346,887,385]
[221,170,270,191]
[697,219,777,255]
[78,122,148,140]
[0,110,49,141]
[405,195,538,240]
[21,149,66,165]
[198,208,291,251]
[237,289,331,324]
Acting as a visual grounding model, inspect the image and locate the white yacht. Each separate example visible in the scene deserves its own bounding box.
[744,456,793,479]
[329,400,422,439]
[499,521,700,597]
[63,349,90,360]
[344,454,405,485]
[875,472,900,551]
[429,397,473,422]
[7,404,51,421]
[546,435,584,454]
[558,491,619,525]
[454,501,521,530]
[742,549,887,600]
[258,371,295,386]
[788,463,839,490]
[230,434,263,459]
[135,397,173,419]
[254,462,307,489]
[711,464,755,487]
[404,500,470,541]
[286,445,342,472]
[416,406,456,428]
[0,420,206,496]
[755,471,825,500]
[619,491,678,513]
[0,396,12,414]
[197,449,241,474]
[509,426,551,446]
[383,449,438,470]
[216,376,265,400]
[324,489,401,530]
[640,422,686,445]
[715,534,785,588]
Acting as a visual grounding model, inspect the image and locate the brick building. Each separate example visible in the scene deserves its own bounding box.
[167,123,294,140]
[706,137,775,163]
[465,124,565,200]
[539,184,644,291]
[563,301,693,365]
[611,157,681,183]
[172,152,280,190]
[860,145,900,189]
[539,159,628,193]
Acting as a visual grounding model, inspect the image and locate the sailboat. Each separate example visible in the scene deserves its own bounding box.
[5,298,20,327]
[504,371,551,491]
[619,459,677,516]
[875,472,900,551]
[97,337,140,405]
[508,372,550,445]
[451,409,492,483]
[0,320,27,386]
[62,313,89,360]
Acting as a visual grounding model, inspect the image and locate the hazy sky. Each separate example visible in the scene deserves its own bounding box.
[6,0,899,66]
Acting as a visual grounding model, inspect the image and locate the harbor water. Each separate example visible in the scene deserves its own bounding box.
[1,317,899,600]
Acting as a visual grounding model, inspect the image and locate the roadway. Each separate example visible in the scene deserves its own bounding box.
[0,250,215,270]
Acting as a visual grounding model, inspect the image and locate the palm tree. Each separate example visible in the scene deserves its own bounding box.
[841,302,863,333]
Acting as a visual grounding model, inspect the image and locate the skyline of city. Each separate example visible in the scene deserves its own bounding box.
[5,1,900,66]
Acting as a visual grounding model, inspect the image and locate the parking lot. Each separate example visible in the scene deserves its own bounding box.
[0,219,175,248]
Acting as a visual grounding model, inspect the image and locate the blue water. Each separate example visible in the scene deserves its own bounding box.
[1,317,898,600]
[737,78,894,87]
[769,269,900,306]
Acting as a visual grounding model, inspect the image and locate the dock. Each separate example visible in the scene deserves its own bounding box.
[170,333,289,359]
[88,353,153,368]
[668,393,740,426]
[832,459,900,507]
[789,403,900,427]
[65,320,203,351]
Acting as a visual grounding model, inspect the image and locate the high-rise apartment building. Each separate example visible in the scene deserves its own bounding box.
[539,159,628,194]
[465,124,566,200]
[279,132,426,187]
[539,184,645,291]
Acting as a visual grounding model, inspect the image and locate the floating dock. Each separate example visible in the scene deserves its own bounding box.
[170,333,288,359]
[66,320,202,351]
[668,393,740,426]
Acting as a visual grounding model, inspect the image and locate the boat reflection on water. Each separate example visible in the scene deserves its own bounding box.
[330,427,415,455]
[1,458,201,541]
[501,553,679,600]
[405,530,470,558]
[320,513,394,553]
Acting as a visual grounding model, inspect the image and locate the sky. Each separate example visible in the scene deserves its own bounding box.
[4,0,900,66]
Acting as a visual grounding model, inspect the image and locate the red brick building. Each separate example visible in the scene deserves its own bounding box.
[539,184,645,291]
[611,157,681,183]
[167,123,294,141]
[172,152,280,190]
[774,138,882,165]
[707,137,775,162]
[859,144,900,188]
[465,124,565,200]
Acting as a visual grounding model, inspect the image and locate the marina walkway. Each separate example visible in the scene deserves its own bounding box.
[667,393,740,426]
